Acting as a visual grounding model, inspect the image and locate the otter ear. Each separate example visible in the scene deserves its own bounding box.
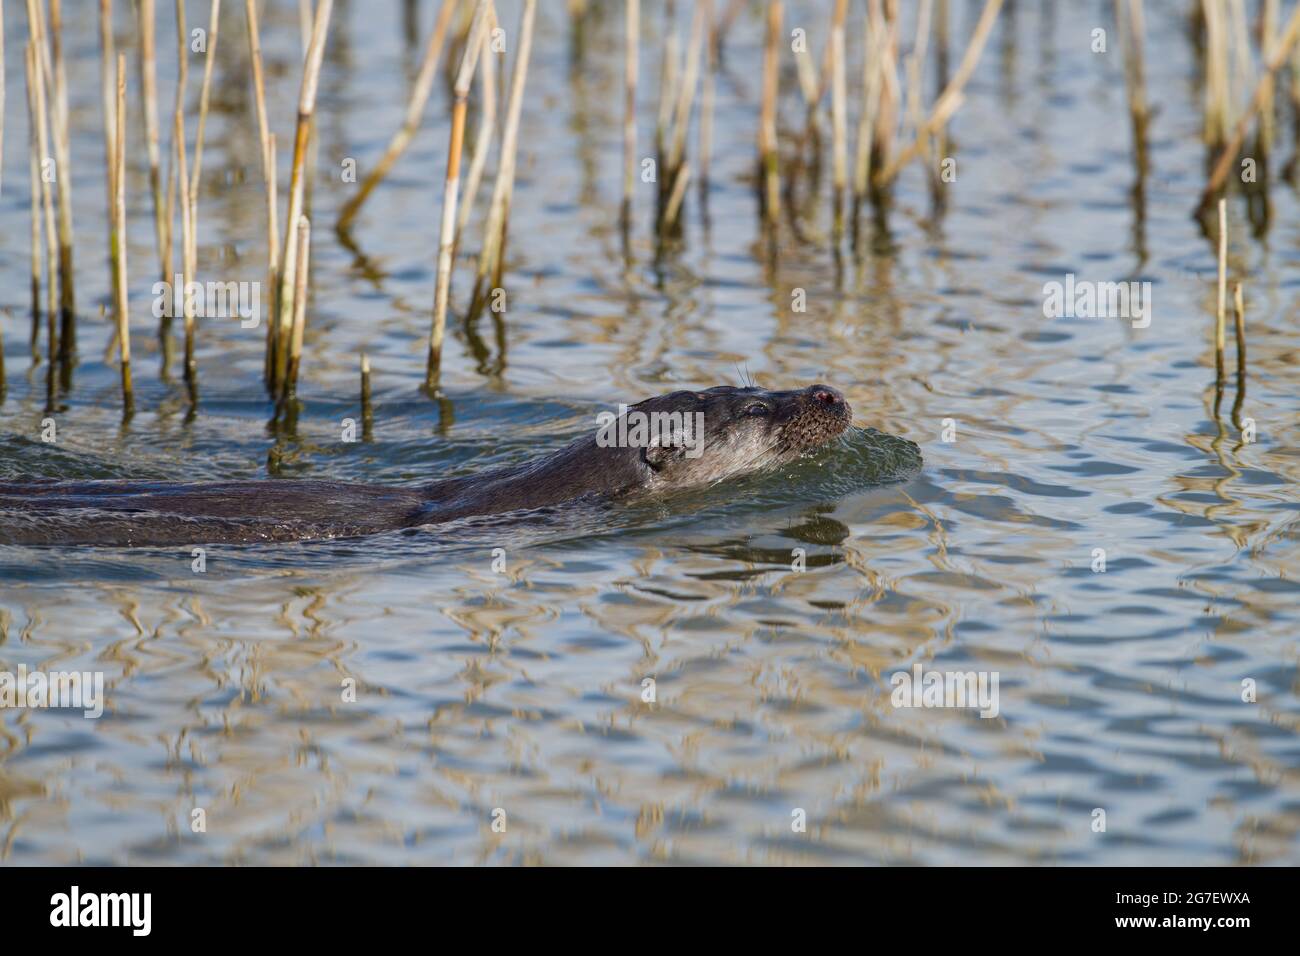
[641,443,682,472]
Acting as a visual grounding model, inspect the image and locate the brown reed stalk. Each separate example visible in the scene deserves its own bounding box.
[872,0,900,174]
[100,0,120,340]
[1229,0,1251,127]
[655,0,680,217]
[337,0,457,232]
[1260,0,1278,150]
[29,36,59,360]
[667,2,704,177]
[277,0,334,387]
[427,0,492,389]
[115,54,133,412]
[138,0,166,285]
[852,7,884,213]
[903,0,933,158]
[25,43,42,353]
[1197,2,1300,211]
[792,21,820,118]
[1202,0,1229,147]
[661,161,691,231]
[190,0,221,233]
[829,0,848,244]
[174,106,196,384]
[1215,198,1227,379]
[284,216,311,401]
[264,133,280,390]
[360,352,373,437]
[621,0,639,238]
[47,0,75,349]
[1115,0,1149,138]
[758,0,782,231]
[467,0,537,325]
[1232,282,1246,379]
[698,0,715,203]
[455,15,498,254]
[163,0,188,364]
[245,0,278,388]
[874,0,1003,188]
[661,1,705,233]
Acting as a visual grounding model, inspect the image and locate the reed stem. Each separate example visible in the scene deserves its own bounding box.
[138,0,166,287]
[284,216,311,402]
[467,0,536,325]
[190,0,221,236]
[455,15,498,255]
[277,0,334,388]
[1197,2,1300,211]
[874,0,1003,188]
[829,0,848,245]
[25,43,42,358]
[428,0,491,389]
[360,352,373,439]
[100,0,120,351]
[621,0,639,240]
[1215,198,1227,380]
[174,106,195,384]
[48,0,76,351]
[115,54,133,413]
[29,33,59,364]
[337,0,457,232]
[758,0,782,231]
[1232,282,1246,380]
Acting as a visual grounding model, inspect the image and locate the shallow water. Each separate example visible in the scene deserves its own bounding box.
[1,2,1298,865]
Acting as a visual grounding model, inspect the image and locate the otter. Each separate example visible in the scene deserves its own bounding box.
[0,384,855,547]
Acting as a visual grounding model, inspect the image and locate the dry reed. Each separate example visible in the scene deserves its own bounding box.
[758,0,782,231]
[874,0,1003,188]
[24,43,42,352]
[114,53,133,412]
[336,0,457,232]
[100,0,119,344]
[427,0,492,390]
[138,0,167,287]
[47,0,76,349]
[621,0,639,242]
[284,216,311,401]
[1215,198,1227,380]
[1232,282,1246,379]
[276,0,334,387]
[29,36,59,361]
[245,0,279,388]
[829,0,848,244]
[467,0,537,325]
[455,13,498,255]
[1197,1,1300,211]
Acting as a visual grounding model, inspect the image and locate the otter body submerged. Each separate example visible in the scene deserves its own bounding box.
[0,384,858,547]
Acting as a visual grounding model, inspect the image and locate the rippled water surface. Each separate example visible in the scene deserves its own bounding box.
[1,2,1298,865]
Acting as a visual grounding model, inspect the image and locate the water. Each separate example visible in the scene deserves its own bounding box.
[1,1,1297,865]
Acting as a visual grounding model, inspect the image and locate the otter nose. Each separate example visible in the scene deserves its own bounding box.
[809,384,845,407]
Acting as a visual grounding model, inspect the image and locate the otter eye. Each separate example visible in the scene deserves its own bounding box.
[744,402,770,416]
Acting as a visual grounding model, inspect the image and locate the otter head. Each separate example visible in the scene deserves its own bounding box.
[614,383,852,491]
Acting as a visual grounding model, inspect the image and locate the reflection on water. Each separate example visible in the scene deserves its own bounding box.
[1,2,1298,864]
